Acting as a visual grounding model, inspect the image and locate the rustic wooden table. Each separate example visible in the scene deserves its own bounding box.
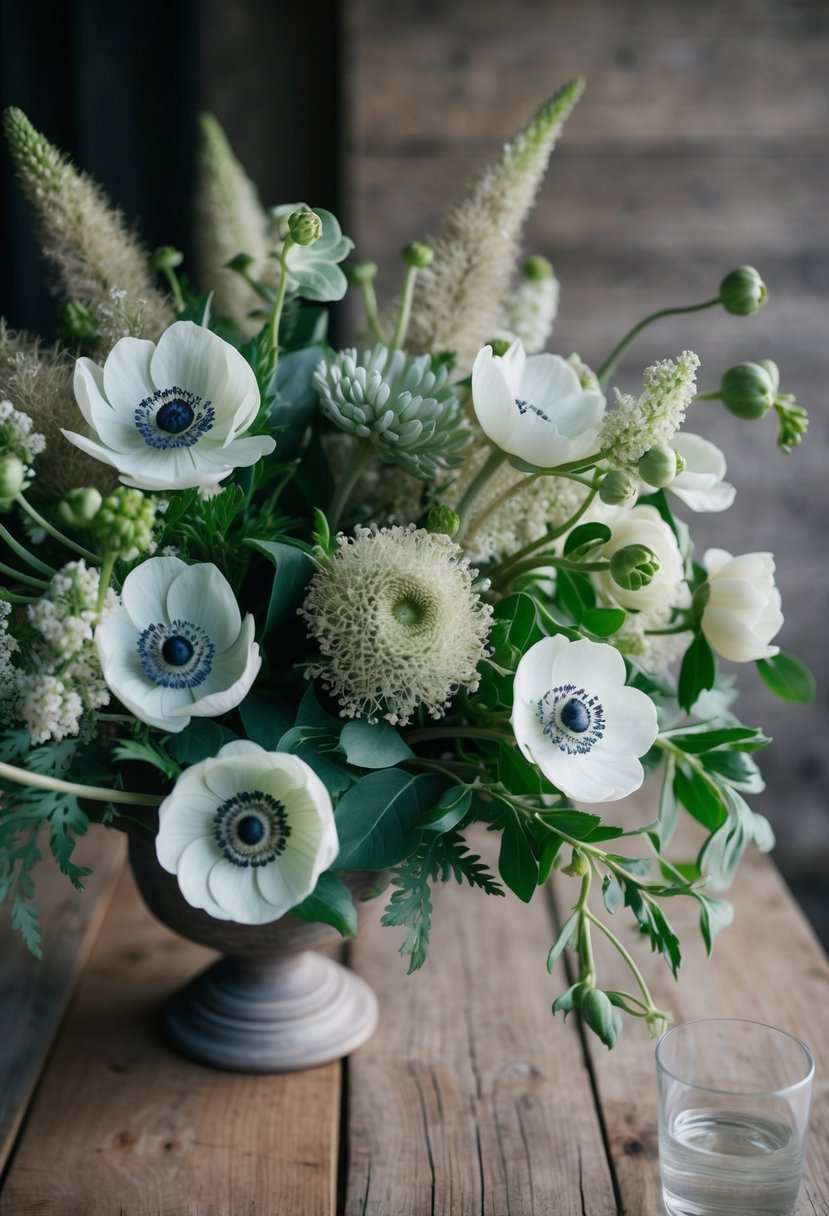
[1,820,827,1215]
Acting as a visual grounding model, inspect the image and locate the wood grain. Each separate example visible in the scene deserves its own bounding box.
[345,840,619,1216]
[0,829,125,1174]
[0,864,340,1216]
[550,814,829,1215]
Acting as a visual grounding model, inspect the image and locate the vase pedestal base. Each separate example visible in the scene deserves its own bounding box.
[162,949,378,1073]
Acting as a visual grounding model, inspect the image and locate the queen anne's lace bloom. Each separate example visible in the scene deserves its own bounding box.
[600,351,700,469]
[300,524,493,724]
[314,346,469,479]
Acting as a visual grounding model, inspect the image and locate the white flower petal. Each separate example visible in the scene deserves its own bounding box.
[471,345,519,452]
[73,358,110,428]
[187,638,260,720]
[151,322,259,426]
[60,428,121,470]
[207,860,273,923]
[155,792,223,870]
[103,337,157,416]
[167,563,241,653]
[176,836,229,918]
[121,556,185,630]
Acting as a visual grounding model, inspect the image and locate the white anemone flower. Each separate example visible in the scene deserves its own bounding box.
[651,433,736,513]
[62,320,275,491]
[471,340,605,468]
[512,635,658,803]
[95,556,260,732]
[700,549,783,663]
[156,741,339,923]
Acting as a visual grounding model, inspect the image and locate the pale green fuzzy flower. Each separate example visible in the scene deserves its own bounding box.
[405,78,584,372]
[314,345,470,479]
[192,113,278,337]
[600,351,700,469]
[92,487,156,561]
[498,257,560,353]
[300,524,493,725]
[3,109,174,350]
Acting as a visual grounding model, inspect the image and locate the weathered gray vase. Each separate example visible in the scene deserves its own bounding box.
[127,825,379,1073]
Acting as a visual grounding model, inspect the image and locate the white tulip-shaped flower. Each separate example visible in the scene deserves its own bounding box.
[96,556,261,732]
[658,433,736,513]
[700,549,783,662]
[471,340,605,468]
[63,321,275,491]
[156,741,339,923]
[512,635,659,803]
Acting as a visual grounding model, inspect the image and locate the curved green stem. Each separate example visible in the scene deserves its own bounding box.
[0,521,57,577]
[404,725,505,747]
[15,494,100,565]
[392,264,419,350]
[0,587,37,604]
[485,477,600,585]
[0,560,48,589]
[693,391,721,402]
[462,470,542,548]
[359,280,389,344]
[267,237,294,374]
[454,448,508,540]
[96,551,117,615]
[501,553,610,585]
[0,760,163,806]
[585,908,658,1012]
[326,440,375,532]
[597,298,721,386]
[576,869,595,984]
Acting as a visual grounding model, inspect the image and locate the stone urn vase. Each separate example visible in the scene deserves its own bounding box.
[126,819,379,1073]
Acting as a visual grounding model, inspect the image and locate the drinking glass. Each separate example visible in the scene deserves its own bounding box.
[655,1018,814,1216]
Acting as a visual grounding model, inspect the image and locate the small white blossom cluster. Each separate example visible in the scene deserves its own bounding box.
[18,561,117,744]
[498,264,560,354]
[0,397,46,474]
[600,351,700,468]
[300,524,493,725]
[0,601,21,723]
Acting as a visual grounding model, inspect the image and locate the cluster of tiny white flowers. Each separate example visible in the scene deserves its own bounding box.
[0,601,21,723]
[300,524,493,725]
[600,351,700,468]
[0,397,46,467]
[610,604,691,670]
[16,561,117,743]
[498,269,560,354]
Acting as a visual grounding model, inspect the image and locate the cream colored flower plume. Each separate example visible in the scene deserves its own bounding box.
[404,77,584,372]
[192,113,278,338]
[3,108,174,350]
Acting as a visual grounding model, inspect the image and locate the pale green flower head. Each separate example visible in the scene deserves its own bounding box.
[314,345,470,479]
[300,524,493,725]
[272,204,353,301]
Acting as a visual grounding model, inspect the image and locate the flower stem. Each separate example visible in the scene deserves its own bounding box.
[327,440,375,532]
[267,237,294,376]
[499,553,610,585]
[454,449,508,540]
[96,551,117,615]
[693,391,721,402]
[392,264,419,350]
[404,725,506,747]
[161,266,186,314]
[0,760,163,806]
[15,494,101,565]
[359,280,390,344]
[0,560,49,589]
[0,521,57,577]
[585,908,657,1012]
[485,479,600,585]
[597,298,722,387]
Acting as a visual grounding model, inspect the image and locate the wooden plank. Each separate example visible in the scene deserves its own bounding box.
[552,817,829,1215]
[345,837,619,1216]
[0,829,125,1174]
[0,863,340,1216]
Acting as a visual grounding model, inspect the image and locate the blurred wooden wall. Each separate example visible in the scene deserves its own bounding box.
[339,0,829,933]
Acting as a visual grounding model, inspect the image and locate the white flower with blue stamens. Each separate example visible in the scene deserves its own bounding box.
[95,556,260,732]
[62,320,275,491]
[471,339,605,468]
[156,740,339,923]
[511,635,658,803]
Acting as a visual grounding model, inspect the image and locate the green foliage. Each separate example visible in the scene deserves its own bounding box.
[112,738,181,782]
[756,650,816,703]
[166,719,238,766]
[239,689,295,750]
[678,632,716,712]
[242,538,315,636]
[291,872,357,938]
[333,770,447,870]
[338,719,414,769]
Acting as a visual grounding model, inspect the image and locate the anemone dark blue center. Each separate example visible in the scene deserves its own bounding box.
[560,697,589,733]
[237,815,266,846]
[156,398,195,434]
[161,635,195,667]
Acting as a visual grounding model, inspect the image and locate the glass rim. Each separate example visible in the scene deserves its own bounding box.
[655,1017,815,1098]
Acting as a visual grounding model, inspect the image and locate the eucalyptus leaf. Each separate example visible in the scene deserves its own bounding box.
[290,872,357,938]
[333,771,446,870]
[166,720,238,766]
[244,539,314,636]
[339,719,414,769]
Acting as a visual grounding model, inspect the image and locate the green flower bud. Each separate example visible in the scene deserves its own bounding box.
[522,255,554,282]
[720,361,777,420]
[599,469,638,505]
[287,207,323,247]
[403,241,434,269]
[561,848,590,877]
[426,506,461,538]
[58,300,99,345]
[92,486,156,560]
[151,245,184,272]
[638,443,681,488]
[0,454,25,503]
[775,398,809,453]
[610,544,660,591]
[57,487,103,529]
[719,266,768,316]
[344,259,379,286]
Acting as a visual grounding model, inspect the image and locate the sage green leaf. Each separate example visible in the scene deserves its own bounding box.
[333,771,446,871]
[291,872,357,938]
[243,538,314,636]
[339,719,414,769]
[756,650,816,704]
[546,909,579,972]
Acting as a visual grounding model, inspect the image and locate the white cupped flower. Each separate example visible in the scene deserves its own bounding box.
[512,635,659,802]
[62,320,275,491]
[471,340,605,467]
[593,504,686,613]
[700,549,783,662]
[95,556,260,732]
[656,433,736,513]
[156,740,339,923]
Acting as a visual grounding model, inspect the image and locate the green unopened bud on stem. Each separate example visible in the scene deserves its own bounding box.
[720,361,778,420]
[719,266,768,316]
[638,443,683,488]
[426,505,461,538]
[522,254,554,282]
[151,246,184,273]
[58,299,99,345]
[0,455,25,505]
[287,206,323,247]
[610,544,660,591]
[561,848,590,877]
[599,468,638,506]
[345,259,379,286]
[57,486,103,529]
[402,241,433,270]
[92,486,156,561]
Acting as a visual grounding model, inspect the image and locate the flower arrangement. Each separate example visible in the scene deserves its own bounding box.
[0,80,813,1049]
